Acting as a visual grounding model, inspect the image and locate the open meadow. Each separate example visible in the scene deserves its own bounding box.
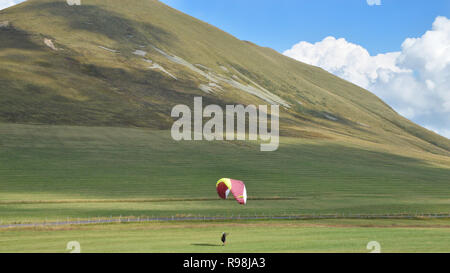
[0,123,449,252]
[1,123,450,224]
[1,219,449,253]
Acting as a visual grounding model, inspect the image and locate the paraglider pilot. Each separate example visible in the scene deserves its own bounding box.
[221,232,228,246]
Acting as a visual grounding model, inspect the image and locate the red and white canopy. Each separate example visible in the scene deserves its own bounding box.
[216,178,247,205]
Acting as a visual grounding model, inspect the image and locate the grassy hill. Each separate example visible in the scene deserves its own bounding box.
[0,0,449,221]
[0,0,449,253]
[0,0,449,155]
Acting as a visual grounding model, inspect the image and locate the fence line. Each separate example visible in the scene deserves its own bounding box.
[1,213,450,228]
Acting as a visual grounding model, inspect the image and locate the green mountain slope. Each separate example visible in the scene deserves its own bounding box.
[0,0,449,155]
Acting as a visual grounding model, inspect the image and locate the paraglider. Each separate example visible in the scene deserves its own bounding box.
[216,178,247,205]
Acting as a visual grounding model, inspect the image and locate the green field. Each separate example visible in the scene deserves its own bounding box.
[1,123,449,225]
[1,219,449,253]
[1,0,450,253]
[1,123,449,252]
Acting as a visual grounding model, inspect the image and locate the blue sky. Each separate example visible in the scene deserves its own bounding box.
[1,0,450,138]
[3,0,447,56]
[160,0,450,55]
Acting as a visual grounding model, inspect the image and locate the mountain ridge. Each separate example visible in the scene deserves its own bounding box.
[0,0,449,155]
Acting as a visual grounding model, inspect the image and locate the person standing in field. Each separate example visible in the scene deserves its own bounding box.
[221,232,228,246]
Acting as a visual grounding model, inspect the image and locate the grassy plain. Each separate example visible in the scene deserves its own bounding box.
[1,219,449,253]
[1,123,449,224]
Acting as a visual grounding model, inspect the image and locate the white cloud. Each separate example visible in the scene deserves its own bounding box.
[366,0,381,6]
[284,16,450,139]
[0,0,26,11]
[283,36,407,88]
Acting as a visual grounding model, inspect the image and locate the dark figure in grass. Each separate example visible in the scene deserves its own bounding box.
[221,232,228,246]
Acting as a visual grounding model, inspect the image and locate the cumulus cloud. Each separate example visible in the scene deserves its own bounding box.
[283,16,450,139]
[283,36,408,88]
[366,0,381,6]
[0,0,26,11]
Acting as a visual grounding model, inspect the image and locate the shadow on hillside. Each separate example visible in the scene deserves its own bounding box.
[0,27,42,50]
[22,2,177,46]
